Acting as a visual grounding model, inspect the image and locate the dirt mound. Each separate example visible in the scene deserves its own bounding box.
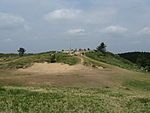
[18,62,87,74]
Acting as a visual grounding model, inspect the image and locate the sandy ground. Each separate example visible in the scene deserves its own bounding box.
[18,62,90,74]
[0,62,139,87]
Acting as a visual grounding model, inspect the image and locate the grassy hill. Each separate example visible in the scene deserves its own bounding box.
[0,51,150,113]
[85,51,139,71]
[0,51,146,72]
[0,52,80,69]
[119,52,150,71]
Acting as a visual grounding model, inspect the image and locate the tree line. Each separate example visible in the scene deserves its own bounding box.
[119,52,150,71]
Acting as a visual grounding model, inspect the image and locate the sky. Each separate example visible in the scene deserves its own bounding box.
[0,0,150,53]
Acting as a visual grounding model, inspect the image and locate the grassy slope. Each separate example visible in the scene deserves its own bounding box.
[0,52,80,69]
[119,52,150,71]
[0,51,150,113]
[85,51,140,71]
[119,52,150,64]
[0,86,149,113]
[55,53,80,65]
[0,51,140,70]
[1,74,148,113]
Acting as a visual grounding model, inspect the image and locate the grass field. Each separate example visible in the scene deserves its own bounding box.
[0,86,150,113]
[0,52,150,113]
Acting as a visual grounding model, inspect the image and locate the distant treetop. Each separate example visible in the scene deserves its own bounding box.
[97,42,107,52]
[18,48,26,57]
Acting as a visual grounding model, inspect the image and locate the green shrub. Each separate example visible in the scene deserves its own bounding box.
[55,53,80,65]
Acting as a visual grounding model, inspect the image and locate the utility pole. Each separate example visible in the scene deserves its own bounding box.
[69,39,71,55]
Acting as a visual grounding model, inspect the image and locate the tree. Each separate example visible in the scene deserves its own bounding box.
[18,48,26,57]
[50,54,56,63]
[97,42,106,52]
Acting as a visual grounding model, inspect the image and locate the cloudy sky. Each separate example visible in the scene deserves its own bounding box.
[0,0,150,53]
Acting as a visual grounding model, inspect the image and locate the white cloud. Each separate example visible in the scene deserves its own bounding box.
[44,8,117,25]
[44,9,81,21]
[85,8,117,24]
[101,26,128,34]
[67,28,85,35]
[139,27,150,35]
[24,25,32,31]
[3,38,13,42]
[0,12,25,30]
[132,41,141,44]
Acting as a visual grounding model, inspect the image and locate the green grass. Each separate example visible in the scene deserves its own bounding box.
[83,56,108,68]
[0,53,50,69]
[85,51,139,70]
[0,86,149,113]
[56,53,80,65]
[0,52,80,69]
[124,80,150,91]
[0,53,18,58]
[0,51,150,113]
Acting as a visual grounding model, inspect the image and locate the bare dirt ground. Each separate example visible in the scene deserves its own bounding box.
[18,62,88,74]
[0,62,147,88]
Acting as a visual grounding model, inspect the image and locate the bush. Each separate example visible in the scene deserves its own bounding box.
[50,54,57,63]
[55,53,80,65]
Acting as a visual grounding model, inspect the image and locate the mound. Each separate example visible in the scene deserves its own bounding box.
[18,62,87,74]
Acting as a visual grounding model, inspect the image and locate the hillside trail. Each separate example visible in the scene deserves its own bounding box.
[76,53,84,64]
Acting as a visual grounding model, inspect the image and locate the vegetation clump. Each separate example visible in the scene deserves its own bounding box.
[55,53,80,65]
[18,48,26,57]
[50,54,57,63]
[97,42,107,52]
